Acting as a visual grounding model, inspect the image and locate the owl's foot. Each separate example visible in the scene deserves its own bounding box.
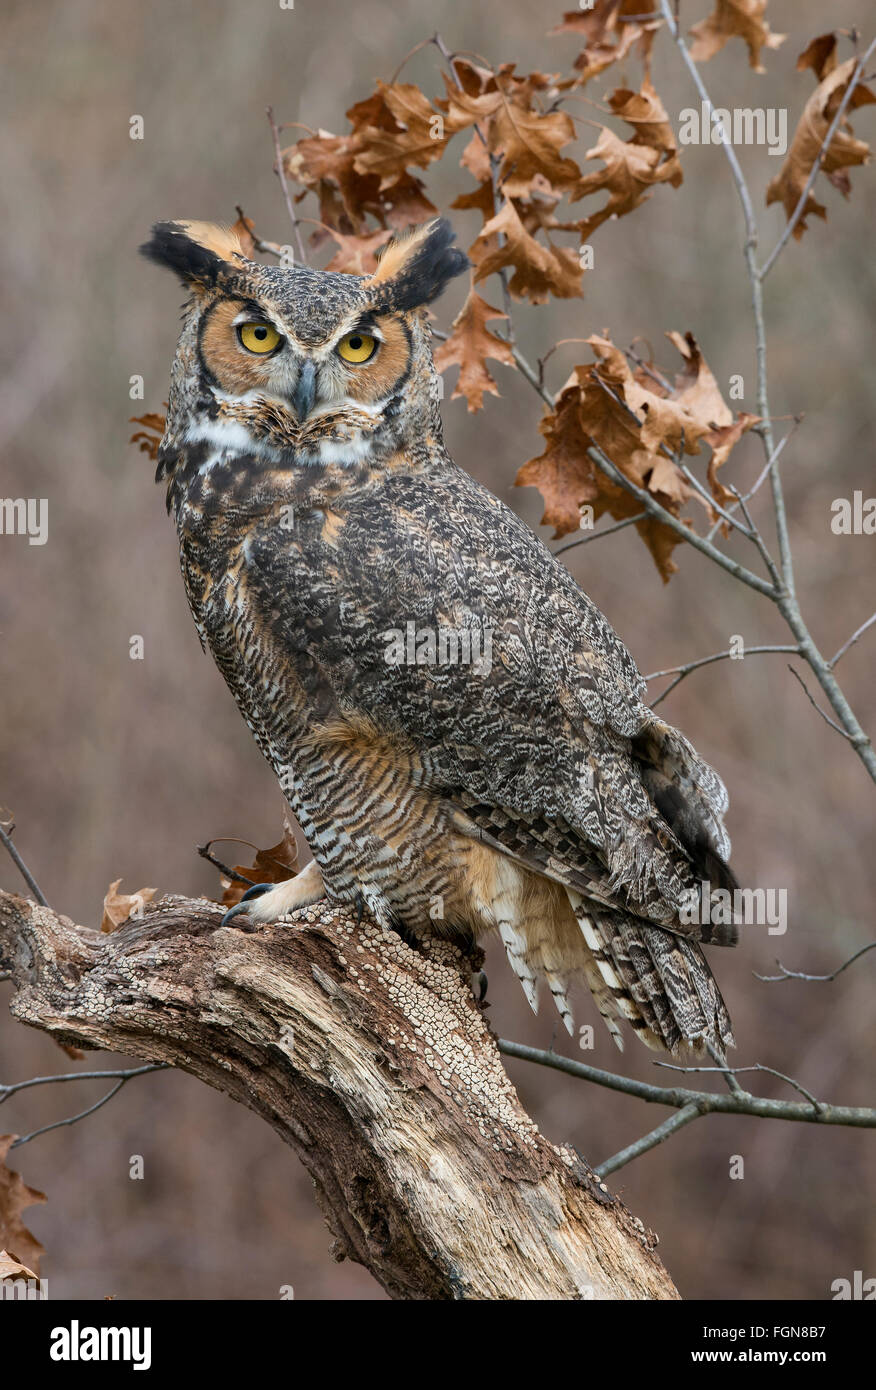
[220,859,325,928]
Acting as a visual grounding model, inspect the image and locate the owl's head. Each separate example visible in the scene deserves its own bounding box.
[142,218,468,473]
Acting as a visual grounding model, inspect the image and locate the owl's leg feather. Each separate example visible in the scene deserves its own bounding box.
[220,859,325,927]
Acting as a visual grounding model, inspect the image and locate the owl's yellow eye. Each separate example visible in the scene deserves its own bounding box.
[337,331,377,364]
[237,322,282,355]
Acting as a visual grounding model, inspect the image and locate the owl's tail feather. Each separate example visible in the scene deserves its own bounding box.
[567,890,734,1054]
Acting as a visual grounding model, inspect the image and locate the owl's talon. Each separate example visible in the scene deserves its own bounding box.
[472,969,489,1007]
[220,883,273,928]
[354,892,366,927]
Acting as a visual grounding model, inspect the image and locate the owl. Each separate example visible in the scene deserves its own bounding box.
[141,216,738,1054]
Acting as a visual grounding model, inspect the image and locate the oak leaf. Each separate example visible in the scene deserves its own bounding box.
[0,1249,39,1284]
[550,3,658,85]
[766,53,876,236]
[608,81,678,156]
[688,0,786,73]
[434,291,516,412]
[487,104,581,196]
[352,81,450,184]
[282,133,382,235]
[517,331,758,579]
[230,210,259,259]
[470,199,584,303]
[220,820,300,909]
[0,1138,46,1276]
[574,126,682,238]
[324,226,392,274]
[101,879,157,933]
[129,411,166,462]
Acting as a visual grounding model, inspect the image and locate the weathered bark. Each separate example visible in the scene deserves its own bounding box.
[0,888,678,1300]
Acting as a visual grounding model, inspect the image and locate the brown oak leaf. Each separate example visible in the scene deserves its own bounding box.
[220,819,300,909]
[101,880,157,933]
[0,1138,46,1276]
[129,411,166,462]
[230,210,259,259]
[352,81,450,185]
[608,80,678,156]
[324,226,392,274]
[0,1249,40,1285]
[434,290,516,411]
[470,199,583,302]
[688,0,786,74]
[766,53,876,236]
[517,331,757,579]
[574,127,682,238]
[550,3,658,85]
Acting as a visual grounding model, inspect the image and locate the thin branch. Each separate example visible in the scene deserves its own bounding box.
[645,645,798,684]
[552,511,648,555]
[234,205,286,261]
[588,443,777,597]
[266,106,308,265]
[595,1103,700,1177]
[654,1061,824,1114]
[497,1039,876,1127]
[0,1064,167,1104]
[0,821,48,907]
[10,1080,129,1149]
[704,422,799,543]
[830,612,876,670]
[788,664,854,740]
[760,36,876,280]
[756,941,876,983]
[196,842,256,886]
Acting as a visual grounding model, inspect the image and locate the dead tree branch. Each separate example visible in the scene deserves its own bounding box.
[0,889,677,1301]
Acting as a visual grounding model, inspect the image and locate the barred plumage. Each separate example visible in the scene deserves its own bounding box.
[143,216,738,1055]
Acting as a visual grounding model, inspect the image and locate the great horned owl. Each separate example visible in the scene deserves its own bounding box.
[142,217,738,1054]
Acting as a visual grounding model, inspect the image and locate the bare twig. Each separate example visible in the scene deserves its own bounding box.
[756,941,876,983]
[11,1080,128,1149]
[196,842,256,886]
[588,444,777,597]
[654,1061,824,1114]
[266,106,308,265]
[498,1039,876,1128]
[0,1064,167,1104]
[552,511,648,555]
[596,1103,700,1178]
[0,820,48,907]
[830,613,876,669]
[788,664,854,740]
[645,644,799,707]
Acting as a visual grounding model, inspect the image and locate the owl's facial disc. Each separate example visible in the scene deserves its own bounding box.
[198,296,412,448]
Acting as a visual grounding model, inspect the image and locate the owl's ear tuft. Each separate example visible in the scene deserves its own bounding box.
[368,218,469,312]
[140,221,245,288]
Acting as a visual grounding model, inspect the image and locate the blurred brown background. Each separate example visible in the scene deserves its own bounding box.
[1,0,874,1300]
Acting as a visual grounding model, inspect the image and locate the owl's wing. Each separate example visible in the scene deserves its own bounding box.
[250,459,735,943]
[319,463,735,940]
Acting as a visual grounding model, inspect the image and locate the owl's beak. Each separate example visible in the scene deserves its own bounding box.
[291,359,316,422]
